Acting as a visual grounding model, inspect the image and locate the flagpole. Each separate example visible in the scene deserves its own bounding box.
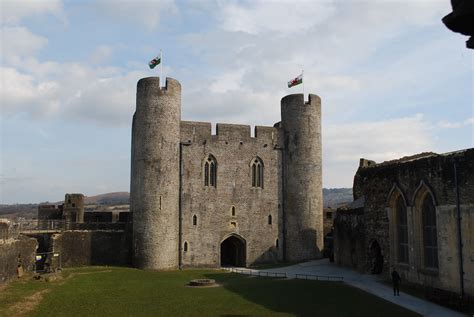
[302,69,304,99]
[160,49,163,87]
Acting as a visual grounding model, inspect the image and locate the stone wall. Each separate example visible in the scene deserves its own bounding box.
[180,122,282,267]
[38,204,62,220]
[51,230,131,267]
[334,208,366,271]
[337,148,474,297]
[0,236,37,284]
[131,77,324,269]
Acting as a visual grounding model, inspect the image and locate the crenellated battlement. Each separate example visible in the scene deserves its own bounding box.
[281,93,321,111]
[255,126,278,143]
[181,121,212,142]
[216,123,251,140]
[180,121,279,143]
[132,76,323,269]
[137,77,181,95]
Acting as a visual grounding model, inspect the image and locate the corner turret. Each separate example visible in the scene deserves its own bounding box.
[281,94,323,261]
[131,77,181,270]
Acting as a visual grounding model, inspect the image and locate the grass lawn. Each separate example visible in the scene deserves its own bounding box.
[0,267,420,317]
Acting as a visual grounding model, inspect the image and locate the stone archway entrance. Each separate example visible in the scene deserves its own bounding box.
[220,235,246,267]
[369,240,384,274]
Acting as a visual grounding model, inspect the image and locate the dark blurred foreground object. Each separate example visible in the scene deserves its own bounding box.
[442,0,474,49]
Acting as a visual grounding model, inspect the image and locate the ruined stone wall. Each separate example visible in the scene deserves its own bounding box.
[0,236,37,284]
[38,204,62,220]
[180,122,282,267]
[51,230,131,267]
[63,193,84,223]
[351,149,474,296]
[333,209,366,271]
[323,208,335,237]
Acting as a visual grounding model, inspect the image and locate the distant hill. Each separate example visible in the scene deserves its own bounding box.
[322,188,353,208]
[84,192,130,205]
[82,190,352,207]
[1,188,353,219]
[0,204,37,219]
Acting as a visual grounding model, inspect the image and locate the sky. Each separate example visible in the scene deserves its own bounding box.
[0,0,473,204]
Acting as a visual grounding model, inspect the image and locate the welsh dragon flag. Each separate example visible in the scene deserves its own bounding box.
[288,73,303,88]
[148,56,161,69]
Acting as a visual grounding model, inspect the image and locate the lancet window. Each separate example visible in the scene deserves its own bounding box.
[395,196,409,264]
[251,157,264,188]
[204,155,217,187]
[422,194,438,269]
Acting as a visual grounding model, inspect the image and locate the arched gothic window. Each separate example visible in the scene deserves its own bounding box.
[395,196,409,264]
[251,157,264,188]
[183,241,188,252]
[192,215,197,226]
[231,206,236,216]
[204,155,217,187]
[422,194,438,269]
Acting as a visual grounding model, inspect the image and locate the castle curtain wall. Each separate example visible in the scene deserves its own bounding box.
[340,149,474,297]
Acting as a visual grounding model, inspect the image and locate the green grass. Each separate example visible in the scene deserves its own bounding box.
[0,267,420,317]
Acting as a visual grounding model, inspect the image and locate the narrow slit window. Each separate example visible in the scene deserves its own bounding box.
[276,238,279,249]
[183,241,188,252]
[231,206,236,216]
[268,215,272,225]
[192,215,197,226]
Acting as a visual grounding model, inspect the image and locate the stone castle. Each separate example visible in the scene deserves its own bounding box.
[130,77,323,270]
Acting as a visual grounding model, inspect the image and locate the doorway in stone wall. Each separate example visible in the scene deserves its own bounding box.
[369,239,384,274]
[220,234,246,267]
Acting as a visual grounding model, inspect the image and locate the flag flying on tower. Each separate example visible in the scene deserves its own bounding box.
[288,73,303,88]
[148,56,161,69]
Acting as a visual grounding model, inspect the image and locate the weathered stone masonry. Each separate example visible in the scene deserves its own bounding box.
[131,77,324,270]
[334,149,474,297]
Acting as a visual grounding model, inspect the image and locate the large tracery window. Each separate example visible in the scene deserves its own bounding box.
[251,157,264,188]
[204,155,217,187]
[396,196,409,264]
[422,195,438,269]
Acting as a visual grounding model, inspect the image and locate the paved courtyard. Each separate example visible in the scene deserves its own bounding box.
[236,259,464,317]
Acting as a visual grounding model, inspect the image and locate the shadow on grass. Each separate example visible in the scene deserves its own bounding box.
[204,272,420,317]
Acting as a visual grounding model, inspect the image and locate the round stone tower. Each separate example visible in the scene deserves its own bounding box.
[281,93,323,262]
[131,77,181,270]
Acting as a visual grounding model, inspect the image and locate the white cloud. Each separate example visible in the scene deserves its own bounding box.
[0,61,147,125]
[217,0,447,36]
[94,0,177,30]
[0,67,59,117]
[1,0,64,25]
[219,0,335,34]
[323,114,436,187]
[89,45,114,65]
[438,117,474,129]
[0,27,48,64]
